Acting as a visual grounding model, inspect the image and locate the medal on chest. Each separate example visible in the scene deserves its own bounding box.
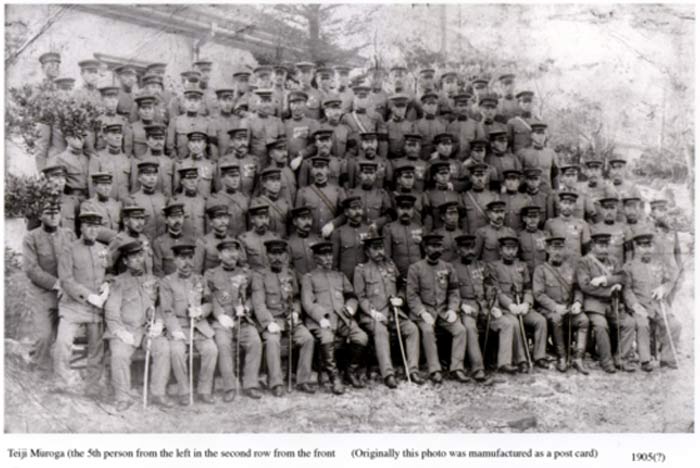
[411,229,423,244]
[436,269,449,287]
[243,163,256,178]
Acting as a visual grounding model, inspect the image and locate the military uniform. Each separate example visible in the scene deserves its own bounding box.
[543,194,591,262]
[47,147,90,198]
[295,175,346,236]
[81,194,120,244]
[506,106,537,153]
[340,105,388,158]
[331,219,369,282]
[461,185,500,235]
[383,219,424,282]
[592,219,627,265]
[208,189,250,238]
[244,112,285,163]
[173,154,216,198]
[251,192,290,239]
[238,206,281,270]
[502,187,532,232]
[217,150,259,197]
[447,101,486,160]
[392,155,429,193]
[518,226,547,276]
[422,185,461,231]
[207,106,240,160]
[298,153,346,188]
[516,145,558,193]
[167,109,210,160]
[475,223,517,262]
[131,152,174,198]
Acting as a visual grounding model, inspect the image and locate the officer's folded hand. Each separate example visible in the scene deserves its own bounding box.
[320,223,335,239]
[87,293,103,308]
[461,303,476,316]
[116,329,135,346]
[447,182,454,191]
[421,311,435,326]
[491,307,503,319]
[634,304,648,318]
[148,320,163,337]
[651,286,666,301]
[343,305,356,316]
[508,304,519,315]
[290,154,304,171]
[571,302,582,315]
[519,303,530,315]
[267,322,282,334]
[234,304,246,317]
[389,297,403,308]
[610,284,622,293]
[554,304,568,315]
[218,314,235,329]
[319,318,331,329]
[291,312,300,325]
[370,309,386,323]
[172,330,186,341]
[188,306,203,319]
[590,276,607,287]
[445,310,457,323]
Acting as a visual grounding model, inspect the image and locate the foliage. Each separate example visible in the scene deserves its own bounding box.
[5,246,23,277]
[5,81,59,150]
[4,173,60,223]
[630,148,688,181]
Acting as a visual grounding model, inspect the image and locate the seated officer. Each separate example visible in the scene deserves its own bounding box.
[205,238,263,400]
[160,239,218,405]
[104,240,172,410]
[354,233,424,388]
[406,234,469,384]
[251,240,316,395]
[301,241,368,395]
[623,232,681,371]
[533,237,589,374]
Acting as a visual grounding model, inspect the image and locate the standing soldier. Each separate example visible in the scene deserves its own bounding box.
[385,93,416,159]
[114,65,137,120]
[73,59,102,107]
[501,170,531,232]
[422,161,461,231]
[518,206,548,276]
[341,85,389,158]
[506,90,537,153]
[621,197,654,259]
[205,239,263,400]
[252,240,317,395]
[88,124,131,202]
[433,201,465,263]
[474,200,517,263]
[475,94,500,137]
[406,234,470,384]
[173,165,207,239]
[448,93,486,161]
[414,92,446,160]
[451,234,490,381]
[391,164,425,223]
[23,197,76,371]
[461,162,500,235]
[333,65,354,113]
[295,62,323,120]
[216,127,259,196]
[354,234,424,388]
[533,237,589,374]
[295,155,346,238]
[346,160,393,230]
[391,134,429,192]
[193,59,218,116]
[264,136,297,206]
[497,73,519,121]
[623,232,681,371]
[575,232,632,373]
[131,160,167,241]
[130,125,174,197]
[151,199,188,278]
[606,157,642,208]
[331,196,370,281]
[580,159,611,222]
[485,125,521,192]
[319,95,351,158]
[544,192,591,263]
[302,241,369,394]
[489,236,549,371]
[346,132,392,189]
[47,127,90,202]
[384,194,424,284]
[284,90,319,162]
[523,168,549,217]
[207,88,239,160]
[128,94,159,159]
[649,199,683,271]
[245,89,286,165]
[232,67,253,111]
[208,162,250,237]
[83,173,120,244]
[193,204,232,274]
[297,128,345,188]
[53,207,110,395]
[173,131,216,198]
[546,164,596,221]
[107,198,154,276]
[38,51,61,84]
[104,241,172,410]
[238,202,281,271]
[287,206,322,277]
[161,239,219,405]
[592,197,627,265]
[137,74,170,125]
[516,122,558,193]
[167,88,210,160]
[251,168,290,238]
[95,86,131,153]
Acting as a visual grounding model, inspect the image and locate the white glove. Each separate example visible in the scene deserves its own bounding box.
[651,286,666,301]
[267,322,282,333]
[421,311,435,326]
[508,304,519,315]
[171,330,186,341]
[291,312,300,326]
[590,276,607,287]
[116,329,135,346]
[447,182,454,191]
[571,302,582,315]
[343,305,356,316]
[87,293,103,308]
[370,309,386,323]
[445,309,457,323]
[234,304,246,317]
[319,318,331,329]
[520,303,531,315]
[491,307,503,319]
[148,320,163,338]
[634,304,648,318]
[320,222,335,238]
[188,306,203,319]
[290,154,303,171]
[389,297,403,307]
[218,315,235,329]
[610,284,622,293]
[461,303,477,316]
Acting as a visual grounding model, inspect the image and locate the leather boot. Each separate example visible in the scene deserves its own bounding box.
[572,349,589,375]
[320,343,344,395]
[345,344,366,389]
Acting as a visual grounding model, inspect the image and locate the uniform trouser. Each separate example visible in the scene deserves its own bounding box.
[171,334,218,395]
[487,314,519,367]
[417,317,466,374]
[360,315,420,378]
[262,324,314,388]
[625,313,651,363]
[312,320,369,346]
[32,306,58,369]
[110,336,170,402]
[520,310,548,361]
[53,319,104,389]
[460,315,484,372]
[650,313,681,364]
[214,323,261,391]
[545,311,590,358]
[587,311,618,367]
[608,311,636,363]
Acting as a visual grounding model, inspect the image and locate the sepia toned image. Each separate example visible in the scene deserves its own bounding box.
[3,3,694,434]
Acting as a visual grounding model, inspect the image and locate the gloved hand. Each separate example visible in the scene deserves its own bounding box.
[172,330,186,341]
[218,314,235,329]
[87,293,103,308]
[370,309,386,323]
[116,329,135,346]
[421,311,435,326]
[291,312,300,326]
[188,306,203,319]
[461,303,477,316]
[343,305,356,316]
[634,304,648,318]
[519,303,530,315]
[234,304,246,318]
[290,154,304,171]
[571,302,582,315]
[320,223,335,238]
[651,286,666,301]
[444,309,457,323]
[319,318,331,329]
[610,284,622,293]
[447,182,454,191]
[148,320,163,338]
[491,307,503,319]
[389,297,403,307]
[590,276,607,287]
[554,304,568,315]
[267,322,282,334]
[508,304,519,315]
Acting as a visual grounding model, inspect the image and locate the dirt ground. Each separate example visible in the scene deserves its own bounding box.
[4,263,694,433]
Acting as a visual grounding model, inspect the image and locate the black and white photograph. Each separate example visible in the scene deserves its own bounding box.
[3,2,695,440]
